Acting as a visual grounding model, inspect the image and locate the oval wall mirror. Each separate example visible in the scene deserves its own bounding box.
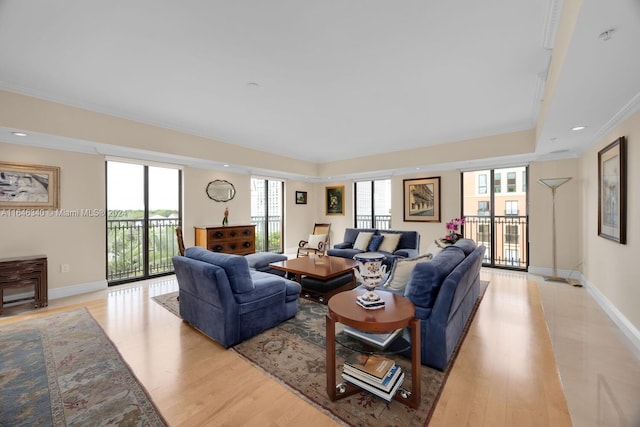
[206,179,236,202]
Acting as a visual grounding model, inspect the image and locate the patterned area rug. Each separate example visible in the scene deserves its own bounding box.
[152,282,489,427]
[0,308,167,426]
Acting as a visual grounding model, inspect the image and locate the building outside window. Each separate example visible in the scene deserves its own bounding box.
[505,200,519,215]
[478,174,487,194]
[505,224,519,244]
[494,173,501,193]
[478,200,490,216]
[507,172,517,192]
[504,249,520,266]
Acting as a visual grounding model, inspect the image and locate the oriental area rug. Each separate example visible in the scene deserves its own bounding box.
[153,281,488,427]
[0,308,167,426]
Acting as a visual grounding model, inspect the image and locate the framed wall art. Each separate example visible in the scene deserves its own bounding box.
[325,185,344,215]
[295,190,307,204]
[403,176,441,222]
[598,136,627,244]
[0,162,60,209]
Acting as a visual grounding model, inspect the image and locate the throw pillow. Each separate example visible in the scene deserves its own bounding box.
[367,235,384,252]
[382,254,433,291]
[353,232,374,251]
[423,240,444,258]
[307,234,327,249]
[378,233,401,253]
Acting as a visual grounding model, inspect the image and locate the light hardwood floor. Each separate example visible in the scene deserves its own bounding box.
[2,268,639,426]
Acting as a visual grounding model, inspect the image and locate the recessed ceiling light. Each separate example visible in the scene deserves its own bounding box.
[12,132,27,137]
[223,164,229,167]
[571,126,586,131]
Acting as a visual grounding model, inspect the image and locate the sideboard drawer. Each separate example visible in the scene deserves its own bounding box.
[195,225,256,256]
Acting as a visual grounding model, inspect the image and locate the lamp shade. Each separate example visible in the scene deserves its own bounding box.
[537,177,572,189]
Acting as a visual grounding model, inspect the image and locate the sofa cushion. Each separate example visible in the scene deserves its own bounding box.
[404,246,466,308]
[245,252,287,269]
[185,247,254,294]
[378,233,401,253]
[382,254,432,291]
[327,248,364,260]
[343,228,375,245]
[453,238,476,255]
[367,234,384,252]
[353,232,374,251]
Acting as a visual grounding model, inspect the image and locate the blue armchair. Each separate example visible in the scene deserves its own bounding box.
[172,247,301,348]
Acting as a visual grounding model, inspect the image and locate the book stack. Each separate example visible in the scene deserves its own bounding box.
[342,353,404,402]
[355,294,385,310]
[343,326,404,350]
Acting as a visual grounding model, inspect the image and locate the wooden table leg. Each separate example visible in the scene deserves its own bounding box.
[325,312,337,400]
[408,317,421,408]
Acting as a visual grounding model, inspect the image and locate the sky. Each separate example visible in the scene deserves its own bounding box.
[106,161,180,210]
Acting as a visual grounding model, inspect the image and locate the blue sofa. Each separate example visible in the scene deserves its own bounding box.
[327,228,420,268]
[374,239,485,370]
[172,247,301,348]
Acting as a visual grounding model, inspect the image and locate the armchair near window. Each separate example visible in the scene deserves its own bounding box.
[297,223,331,257]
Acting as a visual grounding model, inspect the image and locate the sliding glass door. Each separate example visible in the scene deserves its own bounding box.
[462,167,528,270]
[250,178,283,253]
[106,161,182,284]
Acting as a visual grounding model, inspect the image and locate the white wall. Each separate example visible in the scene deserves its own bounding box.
[581,111,640,339]
[528,158,582,274]
[0,142,106,294]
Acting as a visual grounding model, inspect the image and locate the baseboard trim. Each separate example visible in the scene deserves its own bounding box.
[49,280,109,300]
[529,266,640,358]
[3,279,108,306]
[583,277,640,360]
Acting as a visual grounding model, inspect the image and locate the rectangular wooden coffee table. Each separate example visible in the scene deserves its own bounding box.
[269,254,358,303]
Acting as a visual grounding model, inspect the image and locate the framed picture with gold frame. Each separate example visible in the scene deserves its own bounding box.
[403,176,440,222]
[325,185,344,215]
[0,161,60,209]
[598,136,626,244]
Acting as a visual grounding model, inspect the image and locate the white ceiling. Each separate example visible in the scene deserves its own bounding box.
[0,1,639,175]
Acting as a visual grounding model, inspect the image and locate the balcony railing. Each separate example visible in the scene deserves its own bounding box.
[463,215,528,269]
[355,215,392,229]
[107,218,180,283]
[251,215,282,253]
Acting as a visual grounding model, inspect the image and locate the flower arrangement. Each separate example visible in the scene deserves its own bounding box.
[444,217,465,243]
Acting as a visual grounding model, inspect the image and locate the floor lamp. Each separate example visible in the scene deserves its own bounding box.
[537,177,573,284]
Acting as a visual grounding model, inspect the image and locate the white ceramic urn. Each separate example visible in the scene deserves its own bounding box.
[353,252,387,301]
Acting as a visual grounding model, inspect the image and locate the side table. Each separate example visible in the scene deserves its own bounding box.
[326,289,421,408]
[0,255,48,314]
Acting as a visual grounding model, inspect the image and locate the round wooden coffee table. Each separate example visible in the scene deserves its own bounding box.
[325,289,421,408]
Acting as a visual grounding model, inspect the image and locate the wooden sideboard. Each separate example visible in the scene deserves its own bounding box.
[0,255,48,315]
[194,225,256,256]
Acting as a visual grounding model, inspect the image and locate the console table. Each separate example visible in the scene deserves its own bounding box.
[194,225,256,255]
[326,290,421,408]
[0,255,48,314]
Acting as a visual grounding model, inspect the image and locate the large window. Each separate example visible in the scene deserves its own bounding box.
[462,166,528,270]
[251,178,283,252]
[106,161,182,284]
[354,179,391,229]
